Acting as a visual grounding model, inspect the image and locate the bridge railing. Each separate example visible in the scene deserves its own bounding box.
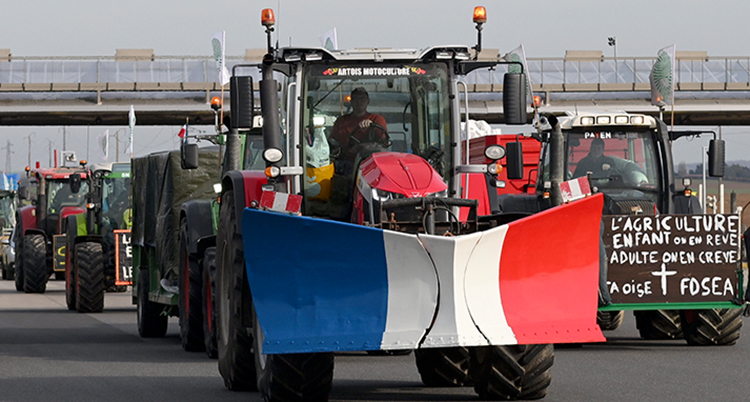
[2,56,750,90]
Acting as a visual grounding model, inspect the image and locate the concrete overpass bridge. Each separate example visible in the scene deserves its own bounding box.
[1,49,750,126]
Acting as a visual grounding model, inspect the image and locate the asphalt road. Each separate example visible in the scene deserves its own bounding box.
[2,279,750,402]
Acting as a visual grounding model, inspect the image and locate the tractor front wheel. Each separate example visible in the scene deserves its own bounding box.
[469,344,554,400]
[414,347,471,387]
[217,190,257,391]
[75,242,105,313]
[22,234,47,294]
[681,309,743,346]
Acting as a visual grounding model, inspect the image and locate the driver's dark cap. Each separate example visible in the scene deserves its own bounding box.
[351,87,369,99]
[591,138,605,147]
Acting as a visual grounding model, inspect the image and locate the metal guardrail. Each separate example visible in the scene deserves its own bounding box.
[2,56,750,90]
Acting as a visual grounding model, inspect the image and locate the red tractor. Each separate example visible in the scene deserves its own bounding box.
[15,163,88,293]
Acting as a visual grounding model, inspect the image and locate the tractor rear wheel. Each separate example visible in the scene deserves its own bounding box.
[202,246,218,359]
[469,344,554,400]
[179,218,205,352]
[217,190,257,390]
[680,309,743,346]
[22,234,47,293]
[136,268,168,338]
[75,242,105,313]
[415,347,471,387]
[634,310,683,340]
[597,310,624,331]
[253,300,334,402]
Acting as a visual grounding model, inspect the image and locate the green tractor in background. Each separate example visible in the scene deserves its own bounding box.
[65,162,132,313]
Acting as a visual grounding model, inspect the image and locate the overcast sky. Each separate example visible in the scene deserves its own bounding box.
[2,0,750,169]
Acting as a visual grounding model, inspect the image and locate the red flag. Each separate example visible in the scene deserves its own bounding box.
[177,124,187,139]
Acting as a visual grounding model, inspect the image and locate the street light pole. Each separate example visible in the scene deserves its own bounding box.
[25,132,35,168]
[608,36,617,83]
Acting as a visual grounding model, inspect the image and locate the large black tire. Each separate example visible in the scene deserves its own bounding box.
[680,309,743,346]
[202,246,218,359]
[75,242,105,313]
[22,234,47,294]
[217,190,257,391]
[179,218,205,352]
[254,300,334,402]
[597,310,624,331]
[634,310,683,340]
[414,347,471,387]
[136,268,168,338]
[469,344,554,401]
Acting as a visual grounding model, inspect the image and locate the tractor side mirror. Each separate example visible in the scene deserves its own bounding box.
[181,143,199,170]
[70,173,81,194]
[708,139,725,177]
[503,73,527,125]
[230,75,255,130]
[505,142,524,180]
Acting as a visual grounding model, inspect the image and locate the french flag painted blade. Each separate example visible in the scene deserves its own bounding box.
[242,209,437,354]
[241,193,605,354]
[496,193,606,344]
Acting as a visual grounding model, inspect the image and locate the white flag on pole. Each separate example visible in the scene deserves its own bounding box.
[212,31,231,86]
[502,44,533,100]
[127,105,135,155]
[99,129,109,162]
[318,28,338,51]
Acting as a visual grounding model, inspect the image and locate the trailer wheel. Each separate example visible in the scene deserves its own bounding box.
[597,310,624,331]
[217,190,257,390]
[634,310,683,340]
[415,347,471,387]
[179,218,205,352]
[22,234,47,294]
[6,262,14,281]
[65,248,77,311]
[253,300,334,402]
[14,240,23,291]
[469,344,554,401]
[75,242,105,313]
[202,246,218,359]
[136,268,168,338]
[680,309,743,346]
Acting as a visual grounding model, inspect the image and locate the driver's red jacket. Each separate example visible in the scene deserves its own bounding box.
[330,112,388,158]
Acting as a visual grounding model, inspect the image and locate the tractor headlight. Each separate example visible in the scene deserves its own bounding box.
[484,144,506,161]
[263,148,284,163]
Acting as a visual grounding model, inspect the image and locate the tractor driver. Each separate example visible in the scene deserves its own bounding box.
[329,87,389,162]
[573,138,612,179]
[574,138,649,185]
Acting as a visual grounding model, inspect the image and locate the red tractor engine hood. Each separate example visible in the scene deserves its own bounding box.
[359,152,447,197]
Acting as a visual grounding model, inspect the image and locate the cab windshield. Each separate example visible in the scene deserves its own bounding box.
[103,174,131,230]
[48,180,89,214]
[300,63,452,217]
[563,130,661,202]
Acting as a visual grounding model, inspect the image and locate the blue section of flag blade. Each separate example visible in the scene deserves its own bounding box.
[241,208,389,354]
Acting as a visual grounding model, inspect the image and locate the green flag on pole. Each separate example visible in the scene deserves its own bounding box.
[650,44,675,107]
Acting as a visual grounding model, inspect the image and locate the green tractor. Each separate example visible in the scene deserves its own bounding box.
[64,162,132,313]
